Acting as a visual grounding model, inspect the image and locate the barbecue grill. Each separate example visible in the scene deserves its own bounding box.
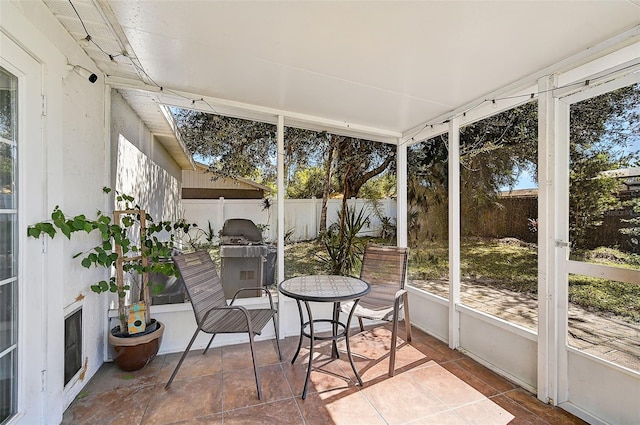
[219,218,275,299]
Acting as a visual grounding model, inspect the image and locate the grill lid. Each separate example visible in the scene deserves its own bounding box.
[220,219,263,244]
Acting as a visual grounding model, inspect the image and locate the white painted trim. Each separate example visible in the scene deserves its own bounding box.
[396,138,407,248]
[567,346,640,380]
[557,40,640,89]
[458,348,537,395]
[448,117,460,349]
[456,304,537,342]
[404,121,449,146]
[559,402,608,425]
[407,285,448,306]
[558,68,640,105]
[159,104,196,170]
[6,37,45,425]
[566,260,640,283]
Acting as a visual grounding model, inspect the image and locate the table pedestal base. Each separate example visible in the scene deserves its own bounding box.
[291,300,363,399]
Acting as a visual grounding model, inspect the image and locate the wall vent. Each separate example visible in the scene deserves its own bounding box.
[64,308,82,385]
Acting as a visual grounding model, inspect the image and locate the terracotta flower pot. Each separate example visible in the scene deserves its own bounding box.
[108,320,165,371]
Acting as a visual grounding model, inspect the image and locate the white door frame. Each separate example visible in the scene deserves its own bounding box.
[1,32,46,425]
[554,69,640,417]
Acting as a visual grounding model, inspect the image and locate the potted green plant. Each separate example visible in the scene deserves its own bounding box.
[27,187,195,371]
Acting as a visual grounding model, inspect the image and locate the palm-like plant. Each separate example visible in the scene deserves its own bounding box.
[320,205,369,275]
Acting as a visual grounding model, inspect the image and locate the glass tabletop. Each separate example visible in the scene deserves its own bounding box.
[279,275,370,302]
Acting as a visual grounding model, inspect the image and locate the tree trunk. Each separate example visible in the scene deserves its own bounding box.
[319,140,336,233]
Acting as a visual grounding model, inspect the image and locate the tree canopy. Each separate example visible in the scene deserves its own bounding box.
[173,109,395,195]
[173,108,398,233]
[407,83,640,249]
[569,84,640,247]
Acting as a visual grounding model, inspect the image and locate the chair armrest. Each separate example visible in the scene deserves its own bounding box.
[394,289,408,300]
[230,287,276,310]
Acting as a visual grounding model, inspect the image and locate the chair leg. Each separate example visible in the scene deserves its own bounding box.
[203,333,217,354]
[272,315,282,362]
[358,316,365,332]
[403,292,412,343]
[389,300,401,377]
[165,328,200,390]
[248,333,262,400]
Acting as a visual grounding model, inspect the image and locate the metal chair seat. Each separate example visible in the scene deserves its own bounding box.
[201,308,276,334]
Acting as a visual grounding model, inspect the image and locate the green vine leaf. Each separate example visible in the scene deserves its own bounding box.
[27,187,198,335]
[60,223,72,239]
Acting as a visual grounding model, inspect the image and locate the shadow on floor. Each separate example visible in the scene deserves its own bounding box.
[63,324,586,425]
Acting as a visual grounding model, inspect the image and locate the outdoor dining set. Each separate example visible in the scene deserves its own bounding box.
[165,245,412,400]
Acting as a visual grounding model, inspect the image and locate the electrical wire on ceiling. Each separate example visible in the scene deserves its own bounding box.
[68,0,218,115]
[403,62,640,146]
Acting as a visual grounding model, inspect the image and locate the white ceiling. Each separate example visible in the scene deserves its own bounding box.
[46,1,640,148]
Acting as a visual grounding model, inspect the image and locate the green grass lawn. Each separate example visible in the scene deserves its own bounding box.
[280,237,640,323]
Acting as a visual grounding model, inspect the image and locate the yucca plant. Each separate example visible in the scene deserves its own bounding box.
[320,205,369,275]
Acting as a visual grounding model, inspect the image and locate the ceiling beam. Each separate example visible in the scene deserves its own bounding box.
[105,76,403,144]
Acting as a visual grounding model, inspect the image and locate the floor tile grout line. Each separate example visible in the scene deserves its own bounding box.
[402,366,482,423]
[358,392,390,425]
[134,354,164,425]
[277,361,308,424]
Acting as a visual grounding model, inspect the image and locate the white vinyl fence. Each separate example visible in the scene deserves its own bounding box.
[181,198,396,244]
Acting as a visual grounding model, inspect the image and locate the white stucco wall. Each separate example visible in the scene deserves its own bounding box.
[58,56,110,425]
[110,90,182,222]
[2,1,109,424]
[1,4,184,425]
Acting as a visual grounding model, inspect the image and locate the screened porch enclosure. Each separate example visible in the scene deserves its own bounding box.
[93,8,640,425]
[135,60,640,425]
[4,1,640,424]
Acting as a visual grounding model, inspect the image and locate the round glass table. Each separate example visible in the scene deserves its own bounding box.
[279,275,370,399]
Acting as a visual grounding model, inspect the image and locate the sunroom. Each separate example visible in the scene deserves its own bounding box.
[2,1,639,424]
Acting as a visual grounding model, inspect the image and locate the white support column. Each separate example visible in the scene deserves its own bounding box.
[555,93,572,407]
[397,138,408,248]
[276,115,285,339]
[277,115,285,283]
[448,117,461,349]
[537,74,557,405]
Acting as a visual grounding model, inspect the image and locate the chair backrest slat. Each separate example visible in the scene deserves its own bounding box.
[359,245,408,291]
[173,251,227,327]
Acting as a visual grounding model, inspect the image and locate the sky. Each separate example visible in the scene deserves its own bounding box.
[513,171,537,190]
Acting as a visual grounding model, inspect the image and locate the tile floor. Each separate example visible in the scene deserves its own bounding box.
[63,325,586,424]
